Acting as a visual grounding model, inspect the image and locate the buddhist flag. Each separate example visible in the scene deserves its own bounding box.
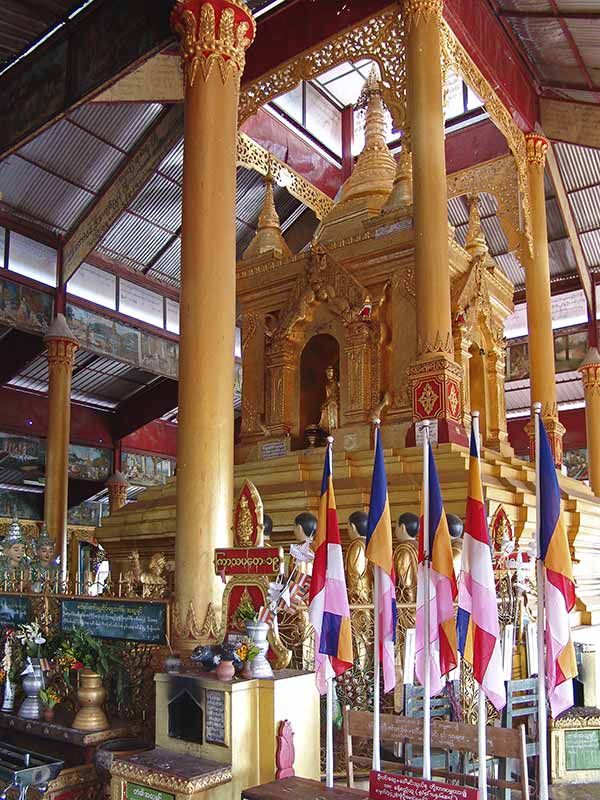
[415,443,458,696]
[539,421,577,718]
[308,441,354,694]
[457,426,506,711]
[366,426,397,693]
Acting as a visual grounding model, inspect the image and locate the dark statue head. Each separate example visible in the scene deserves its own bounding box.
[263,514,273,539]
[446,513,464,538]
[294,512,318,541]
[397,512,419,539]
[348,511,369,539]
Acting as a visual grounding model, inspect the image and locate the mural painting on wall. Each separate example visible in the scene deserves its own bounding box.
[506,341,529,381]
[0,433,45,476]
[122,452,176,487]
[67,501,107,527]
[67,445,112,482]
[139,336,178,378]
[0,276,53,334]
[564,448,588,481]
[555,330,587,373]
[0,490,43,521]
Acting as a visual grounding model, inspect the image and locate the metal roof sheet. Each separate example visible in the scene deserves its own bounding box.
[98,212,172,269]
[129,173,182,234]
[582,231,600,269]
[569,185,600,233]
[67,103,164,152]
[555,142,600,193]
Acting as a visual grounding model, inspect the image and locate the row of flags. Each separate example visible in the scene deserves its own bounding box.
[308,416,577,718]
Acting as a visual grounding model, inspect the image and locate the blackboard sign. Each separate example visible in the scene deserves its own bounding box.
[205,689,226,746]
[0,595,30,626]
[61,598,167,644]
[566,728,600,771]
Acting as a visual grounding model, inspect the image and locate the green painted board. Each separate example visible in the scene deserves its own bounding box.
[0,595,30,626]
[126,782,174,800]
[565,728,600,771]
[60,598,166,644]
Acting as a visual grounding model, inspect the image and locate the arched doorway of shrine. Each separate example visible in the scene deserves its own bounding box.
[299,333,340,447]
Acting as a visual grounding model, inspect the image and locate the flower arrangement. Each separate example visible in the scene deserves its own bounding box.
[54,628,126,707]
[235,637,259,663]
[15,622,46,660]
[235,595,258,624]
[38,687,60,709]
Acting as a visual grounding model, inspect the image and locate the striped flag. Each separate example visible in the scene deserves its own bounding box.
[308,442,354,694]
[457,426,506,711]
[539,422,577,718]
[416,443,458,696]
[366,425,397,693]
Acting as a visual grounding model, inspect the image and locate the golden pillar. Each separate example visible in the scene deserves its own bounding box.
[405,0,465,444]
[106,471,129,514]
[579,348,600,496]
[44,314,78,579]
[171,0,255,646]
[523,134,565,466]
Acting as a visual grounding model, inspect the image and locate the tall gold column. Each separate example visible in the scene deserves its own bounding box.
[579,348,600,495]
[44,314,78,579]
[523,134,565,466]
[171,0,255,646]
[405,0,465,444]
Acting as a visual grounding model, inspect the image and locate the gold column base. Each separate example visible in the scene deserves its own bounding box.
[406,355,467,445]
[525,411,565,467]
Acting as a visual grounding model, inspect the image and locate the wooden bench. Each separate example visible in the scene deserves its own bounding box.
[343,707,529,798]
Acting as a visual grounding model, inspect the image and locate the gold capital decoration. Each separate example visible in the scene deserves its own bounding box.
[525,133,549,168]
[579,347,600,396]
[171,0,256,87]
[46,337,78,370]
[403,0,444,29]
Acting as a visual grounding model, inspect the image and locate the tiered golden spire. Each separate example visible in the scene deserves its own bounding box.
[243,168,292,261]
[465,194,489,258]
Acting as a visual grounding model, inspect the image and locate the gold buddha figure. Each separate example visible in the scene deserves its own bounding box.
[344,511,372,604]
[140,552,168,598]
[393,512,419,604]
[318,365,339,433]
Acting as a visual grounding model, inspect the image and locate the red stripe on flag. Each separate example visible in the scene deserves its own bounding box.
[465,497,490,546]
[473,626,496,684]
[439,626,458,677]
[546,568,576,612]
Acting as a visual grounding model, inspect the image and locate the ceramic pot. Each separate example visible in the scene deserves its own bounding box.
[245,621,273,679]
[1,677,15,712]
[241,660,253,679]
[215,659,235,682]
[72,669,108,731]
[18,659,44,720]
[43,707,55,723]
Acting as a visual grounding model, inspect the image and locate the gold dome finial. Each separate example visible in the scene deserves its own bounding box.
[242,166,292,261]
[465,194,488,257]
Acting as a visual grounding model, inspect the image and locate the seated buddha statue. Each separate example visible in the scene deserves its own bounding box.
[344,511,372,604]
[30,524,59,591]
[0,518,30,584]
[318,366,340,433]
[393,512,419,604]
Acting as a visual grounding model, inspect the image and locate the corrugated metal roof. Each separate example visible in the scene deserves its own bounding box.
[98,212,172,269]
[158,139,184,185]
[555,142,600,193]
[146,238,181,286]
[129,173,182,234]
[67,103,164,153]
[569,185,600,233]
[582,231,600,269]
[495,252,525,286]
[18,118,124,194]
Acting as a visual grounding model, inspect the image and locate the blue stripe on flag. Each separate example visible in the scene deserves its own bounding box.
[366,427,388,547]
[320,611,342,656]
[457,607,471,656]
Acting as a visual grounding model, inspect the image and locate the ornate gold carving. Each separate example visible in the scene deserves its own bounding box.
[237,132,333,220]
[578,348,600,395]
[448,381,460,418]
[238,8,407,133]
[440,20,533,256]
[172,598,220,642]
[525,133,549,167]
[419,382,438,415]
[417,329,454,357]
[552,710,600,729]
[171,0,255,87]
[403,0,444,29]
[113,760,232,793]
[46,338,78,370]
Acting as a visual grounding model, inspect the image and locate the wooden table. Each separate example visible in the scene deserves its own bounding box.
[242,777,368,800]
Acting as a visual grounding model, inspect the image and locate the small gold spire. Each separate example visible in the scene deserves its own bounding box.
[242,168,292,261]
[465,194,488,257]
[381,142,413,216]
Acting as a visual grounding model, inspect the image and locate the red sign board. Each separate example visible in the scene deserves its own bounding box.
[214,547,281,576]
[369,771,479,800]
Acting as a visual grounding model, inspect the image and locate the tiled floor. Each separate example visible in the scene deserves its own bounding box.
[550,784,600,798]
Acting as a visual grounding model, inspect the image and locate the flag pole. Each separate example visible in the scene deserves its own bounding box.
[472,411,487,800]
[325,435,335,789]
[422,419,432,781]
[534,402,549,800]
[372,419,381,772]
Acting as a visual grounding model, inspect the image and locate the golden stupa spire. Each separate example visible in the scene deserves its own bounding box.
[465,194,489,258]
[338,65,396,206]
[243,165,292,261]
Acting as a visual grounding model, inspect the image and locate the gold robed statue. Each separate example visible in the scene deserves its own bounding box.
[318,365,340,433]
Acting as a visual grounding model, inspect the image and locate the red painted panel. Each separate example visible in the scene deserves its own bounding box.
[445,0,538,131]
[241,109,341,199]
[446,119,509,175]
[121,419,177,457]
[0,386,114,447]
[507,407,587,456]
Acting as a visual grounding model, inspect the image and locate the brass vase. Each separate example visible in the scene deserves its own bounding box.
[72,669,108,731]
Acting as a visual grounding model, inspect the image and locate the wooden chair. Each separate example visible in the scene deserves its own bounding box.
[499,679,539,800]
[343,707,529,798]
[402,683,457,773]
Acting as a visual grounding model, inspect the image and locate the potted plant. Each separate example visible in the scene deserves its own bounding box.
[57,628,124,732]
[38,686,60,722]
[236,598,273,679]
